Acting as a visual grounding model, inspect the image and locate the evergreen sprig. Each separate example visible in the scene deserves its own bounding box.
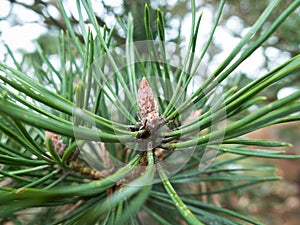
[0,0,300,224]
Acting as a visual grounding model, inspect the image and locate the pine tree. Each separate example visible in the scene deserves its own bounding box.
[0,0,300,224]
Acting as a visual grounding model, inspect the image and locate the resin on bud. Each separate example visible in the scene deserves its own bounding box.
[137,77,159,129]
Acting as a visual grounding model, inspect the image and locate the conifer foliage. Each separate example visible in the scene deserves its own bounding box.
[0,0,300,224]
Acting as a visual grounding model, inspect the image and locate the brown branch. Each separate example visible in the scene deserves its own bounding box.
[5,0,125,44]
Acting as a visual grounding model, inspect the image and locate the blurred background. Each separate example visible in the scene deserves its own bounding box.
[0,0,299,224]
